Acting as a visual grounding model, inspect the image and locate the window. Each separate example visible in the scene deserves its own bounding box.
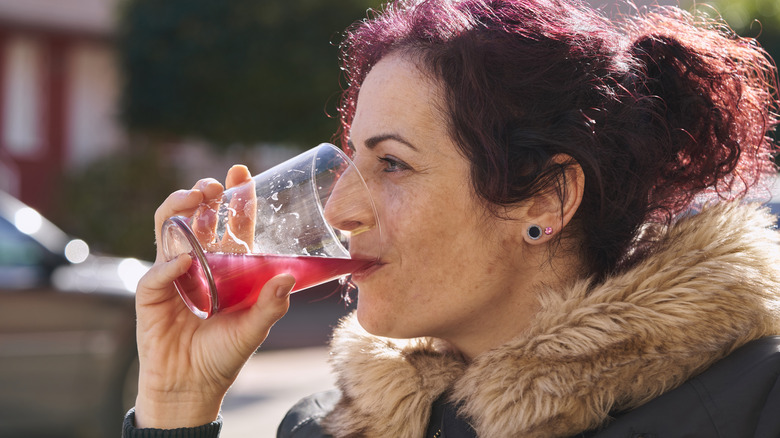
[66,43,124,165]
[2,35,46,157]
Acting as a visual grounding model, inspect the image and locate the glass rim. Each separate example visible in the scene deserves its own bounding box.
[164,215,218,318]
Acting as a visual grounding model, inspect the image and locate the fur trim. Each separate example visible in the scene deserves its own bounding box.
[322,317,466,436]
[323,203,780,437]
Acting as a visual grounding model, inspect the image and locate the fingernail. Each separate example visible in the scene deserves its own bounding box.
[276,284,293,299]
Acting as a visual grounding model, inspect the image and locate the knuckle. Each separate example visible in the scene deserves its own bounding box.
[154,205,167,223]
[154,189,188,222]
[267,302,290,322]
[267,309,287,323]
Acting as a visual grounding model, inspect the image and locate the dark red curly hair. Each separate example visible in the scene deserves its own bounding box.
[336,0,780,279]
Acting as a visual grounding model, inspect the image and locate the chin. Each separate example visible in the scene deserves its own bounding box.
[354,304,384,335]
[355,304,399,337]
[355,304,424,339]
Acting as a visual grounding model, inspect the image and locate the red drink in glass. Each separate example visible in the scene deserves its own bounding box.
[174,253,371,316]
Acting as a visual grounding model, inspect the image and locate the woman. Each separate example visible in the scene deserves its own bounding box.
[124,0,780,436]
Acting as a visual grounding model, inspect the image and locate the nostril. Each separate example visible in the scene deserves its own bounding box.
[335,220,376,239]
[336,220,364,232]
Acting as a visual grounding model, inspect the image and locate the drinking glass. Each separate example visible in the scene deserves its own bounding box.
[160,143,381,319]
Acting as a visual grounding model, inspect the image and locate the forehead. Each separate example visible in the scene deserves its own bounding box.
[349,53,448,144]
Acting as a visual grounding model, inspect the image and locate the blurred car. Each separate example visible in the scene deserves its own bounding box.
[0,190,149,437]
[766,180,780,218]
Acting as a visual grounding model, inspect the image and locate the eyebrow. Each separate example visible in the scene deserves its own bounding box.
[349,133,419,152]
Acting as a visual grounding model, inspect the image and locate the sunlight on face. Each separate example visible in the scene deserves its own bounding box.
[346,53,539,356]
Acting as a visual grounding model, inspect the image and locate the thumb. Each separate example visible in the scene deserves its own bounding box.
[233,274,295,349]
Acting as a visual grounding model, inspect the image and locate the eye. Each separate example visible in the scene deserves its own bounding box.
[378,155,411,173]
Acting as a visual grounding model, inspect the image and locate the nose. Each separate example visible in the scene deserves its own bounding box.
[322,165,378,236]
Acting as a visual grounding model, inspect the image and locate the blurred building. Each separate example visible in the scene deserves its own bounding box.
[0,0,125,213]
[0,0,734,215]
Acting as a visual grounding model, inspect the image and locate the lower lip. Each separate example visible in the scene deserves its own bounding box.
[351,261,384,281]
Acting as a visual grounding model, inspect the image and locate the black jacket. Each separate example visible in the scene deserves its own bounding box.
[121,336,780,437]
[276,337,780,438]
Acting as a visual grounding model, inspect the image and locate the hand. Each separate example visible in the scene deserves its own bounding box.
[191,165,258,254]
[133,165,296,429]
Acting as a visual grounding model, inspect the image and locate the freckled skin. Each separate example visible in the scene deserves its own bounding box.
[347,54,544,359]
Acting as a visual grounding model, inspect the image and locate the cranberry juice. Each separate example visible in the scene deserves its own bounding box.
[174,253,371,316]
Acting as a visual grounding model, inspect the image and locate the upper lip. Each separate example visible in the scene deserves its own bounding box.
[357,259,384,270]
[352,253,385,266]
[350,250,383,263]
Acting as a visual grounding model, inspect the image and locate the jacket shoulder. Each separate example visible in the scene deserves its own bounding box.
[588,336,780,438]
[277,389,339,438]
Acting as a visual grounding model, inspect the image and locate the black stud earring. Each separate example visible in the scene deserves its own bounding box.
[527,225,542,240]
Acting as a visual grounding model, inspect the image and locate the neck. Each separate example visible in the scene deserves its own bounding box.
[444,243,584,361]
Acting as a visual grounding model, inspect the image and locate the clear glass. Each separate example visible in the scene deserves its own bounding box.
[161,143,381,318]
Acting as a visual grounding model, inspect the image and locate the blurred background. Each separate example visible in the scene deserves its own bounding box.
[0,0,777,436]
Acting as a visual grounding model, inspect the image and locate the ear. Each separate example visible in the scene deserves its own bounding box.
[522,154,584,245]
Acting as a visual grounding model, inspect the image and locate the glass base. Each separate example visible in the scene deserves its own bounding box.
[161,216,218,319]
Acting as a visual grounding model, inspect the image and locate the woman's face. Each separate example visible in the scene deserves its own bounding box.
[345,53,538,355]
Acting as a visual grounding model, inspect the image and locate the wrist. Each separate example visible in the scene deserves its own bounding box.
[134,388,224,429]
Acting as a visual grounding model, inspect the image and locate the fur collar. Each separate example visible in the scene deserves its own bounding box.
[322,203,780,437]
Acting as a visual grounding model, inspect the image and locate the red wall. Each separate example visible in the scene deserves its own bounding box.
[0,29,72,214]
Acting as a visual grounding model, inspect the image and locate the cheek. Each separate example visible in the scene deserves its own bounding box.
[393,204,475,285]
[385,190,450,254]
[367,189,454,296]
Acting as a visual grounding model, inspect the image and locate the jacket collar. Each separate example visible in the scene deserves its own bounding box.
[322,203,780,437]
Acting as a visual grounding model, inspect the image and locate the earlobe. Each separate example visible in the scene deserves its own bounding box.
[523,155,584,243]
[526,225,554,241]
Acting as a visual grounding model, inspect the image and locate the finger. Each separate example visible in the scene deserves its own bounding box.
[136,254,192,306]
[233,274,295,351]
[222,166,257,254]
[154,190,204,260]
[225,165,252,189]
[194,177,224,199]
[222,183,257,253]
[190,179,224,250]
[154,189,204,231]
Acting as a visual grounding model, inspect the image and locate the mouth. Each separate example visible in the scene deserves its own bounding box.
[351,260,384,281]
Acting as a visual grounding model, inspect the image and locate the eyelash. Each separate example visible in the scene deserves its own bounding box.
[378,156,410,173]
